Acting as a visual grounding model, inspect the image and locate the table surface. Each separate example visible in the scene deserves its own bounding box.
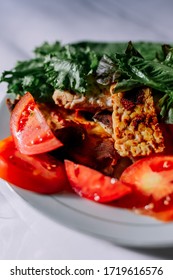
[1,0,173,260]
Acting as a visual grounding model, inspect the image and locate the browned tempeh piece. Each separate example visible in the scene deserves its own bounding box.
[52,88,112,110]
[111,86,165,157]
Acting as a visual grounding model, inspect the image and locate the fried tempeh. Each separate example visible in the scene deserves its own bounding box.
[53,88,112,111]
[111,86,165,157]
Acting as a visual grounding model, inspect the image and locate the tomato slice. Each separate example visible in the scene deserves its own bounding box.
[0,136,70,194]
[64,160,131,203]
[120,155,173,201]
[10,92,63,155]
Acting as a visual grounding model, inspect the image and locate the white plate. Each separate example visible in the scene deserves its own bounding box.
[1,98,173,248]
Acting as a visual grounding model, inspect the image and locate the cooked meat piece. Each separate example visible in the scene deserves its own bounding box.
[6,95,20,111]
[54,123,86,147]
[111,85,165,157]
[52,89,112,111]
[93,110,113,135]
[113,157,133,179]
[69,135,119,176]
[94,138,118,168]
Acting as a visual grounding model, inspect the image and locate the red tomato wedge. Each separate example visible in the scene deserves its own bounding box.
[10,92,63,155]
[64,160,131,202]
[120,155,173,201]
[0,136,69,194]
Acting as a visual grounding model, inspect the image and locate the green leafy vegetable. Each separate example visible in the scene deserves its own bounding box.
[44,44,99,94]
[96,42,173,123]
[1,40,173,122]
[0,42,101,101]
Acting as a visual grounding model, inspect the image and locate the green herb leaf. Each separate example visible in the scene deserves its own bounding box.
[1,40,173,123]
[96,41,173,123]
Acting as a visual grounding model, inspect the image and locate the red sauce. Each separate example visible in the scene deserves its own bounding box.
[108,192,173,222]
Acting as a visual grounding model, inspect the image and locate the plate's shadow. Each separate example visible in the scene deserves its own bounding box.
[114,244,173,260]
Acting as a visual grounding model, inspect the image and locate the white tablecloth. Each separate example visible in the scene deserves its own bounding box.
[1,0,173,260]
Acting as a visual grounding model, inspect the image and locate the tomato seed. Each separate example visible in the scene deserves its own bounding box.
[18,101,35,132]
[111,178,117,184]
[150,159,173,172]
